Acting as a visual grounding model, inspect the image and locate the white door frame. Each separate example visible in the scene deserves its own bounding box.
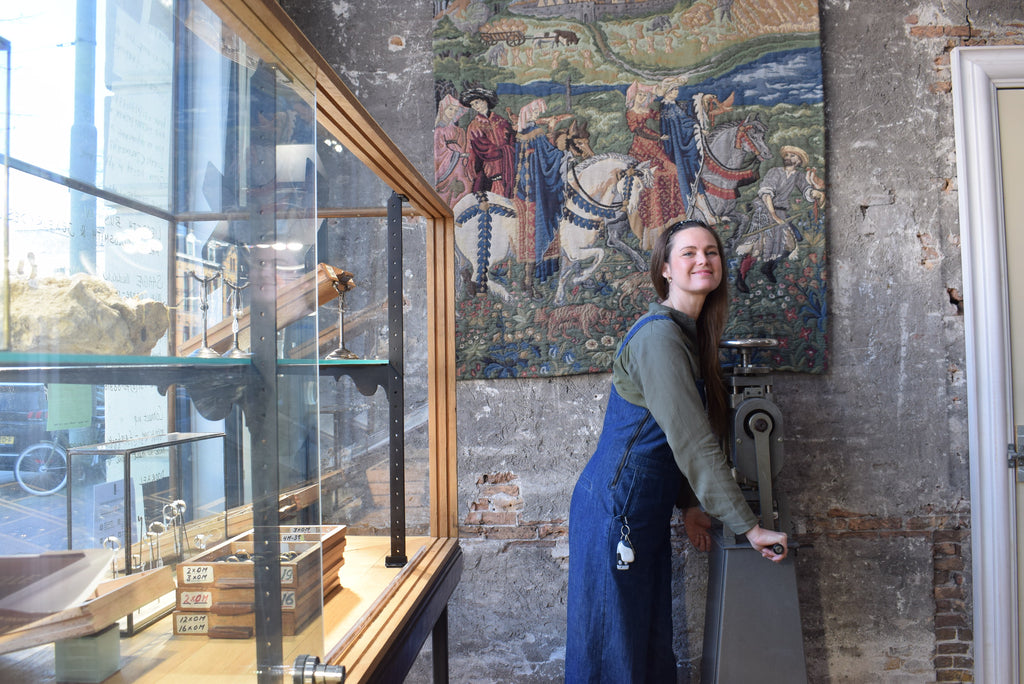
[952,45,1024,684]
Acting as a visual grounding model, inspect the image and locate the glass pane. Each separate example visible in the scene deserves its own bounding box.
[0,1,175,210]
[1,35,9,352]
[0,0,321,679]
[316,122,432,646]
[5,168,173,357]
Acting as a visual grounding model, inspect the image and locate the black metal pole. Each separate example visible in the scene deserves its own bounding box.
[248,61,283,682]
[385,191,407,568]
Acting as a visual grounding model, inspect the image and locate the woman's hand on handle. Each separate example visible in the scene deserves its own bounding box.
[744,524,788,562]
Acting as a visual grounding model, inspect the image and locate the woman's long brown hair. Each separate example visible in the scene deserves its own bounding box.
[649,220,730,439]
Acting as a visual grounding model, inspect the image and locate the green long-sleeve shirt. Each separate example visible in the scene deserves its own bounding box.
[612,303,758,535]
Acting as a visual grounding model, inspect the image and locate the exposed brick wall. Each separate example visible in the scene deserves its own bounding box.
[462,475,975,680]
[905,13,1024,94]
[804,508,973,682]
[462,471,568,542]
[899,11,1024,682]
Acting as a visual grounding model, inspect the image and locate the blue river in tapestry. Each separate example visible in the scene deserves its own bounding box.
[501,48,824,108]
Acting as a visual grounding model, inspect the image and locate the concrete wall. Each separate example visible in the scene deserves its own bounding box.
[280,0,1024,681]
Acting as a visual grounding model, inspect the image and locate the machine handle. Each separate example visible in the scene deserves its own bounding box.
[721,338,779,371]
[720,338,779,349]
[771,543,785,555]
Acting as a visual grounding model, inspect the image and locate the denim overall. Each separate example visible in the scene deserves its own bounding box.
[566,314,694,683]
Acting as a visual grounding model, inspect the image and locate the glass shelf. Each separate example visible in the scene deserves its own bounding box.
[0,351,253,367]
[0,354,251,392]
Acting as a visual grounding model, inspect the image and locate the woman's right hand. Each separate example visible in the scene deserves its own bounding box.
[683,506,712,552]
[744,524,788,562]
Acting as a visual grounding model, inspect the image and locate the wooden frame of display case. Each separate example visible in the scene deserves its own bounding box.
[221,0,461,680]
[135,0,462,675]
[217,2,460,681]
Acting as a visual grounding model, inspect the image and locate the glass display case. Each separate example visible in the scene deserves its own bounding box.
[0,1,458,682]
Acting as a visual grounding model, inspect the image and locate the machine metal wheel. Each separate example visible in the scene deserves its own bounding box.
[14,441,69,495]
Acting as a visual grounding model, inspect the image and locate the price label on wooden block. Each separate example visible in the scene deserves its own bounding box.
[182,565,214,584]
[280,565,294,584]
[175,613,209,634]
[281,591,296,609]
[179,591,213,609]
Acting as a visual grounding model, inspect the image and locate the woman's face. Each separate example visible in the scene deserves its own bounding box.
[661,226,722,301]
[631,91,652,110]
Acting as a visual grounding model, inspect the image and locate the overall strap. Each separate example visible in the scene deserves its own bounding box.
[615,314,671,359]
[615,313,707,405]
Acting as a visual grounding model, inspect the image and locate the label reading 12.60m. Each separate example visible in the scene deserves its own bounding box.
[175,613,209,634]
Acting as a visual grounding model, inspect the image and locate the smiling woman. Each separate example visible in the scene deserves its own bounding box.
[565,219,787,682]
[657,221,723,319]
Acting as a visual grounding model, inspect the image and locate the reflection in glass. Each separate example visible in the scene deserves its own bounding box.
[324,267,357,360]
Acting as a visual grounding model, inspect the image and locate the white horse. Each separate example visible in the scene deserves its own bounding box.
[453,191,519,302]
[553,154,653,304]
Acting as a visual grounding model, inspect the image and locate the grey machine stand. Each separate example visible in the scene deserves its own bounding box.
[700,339,808,683]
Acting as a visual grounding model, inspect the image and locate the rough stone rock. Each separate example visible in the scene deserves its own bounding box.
[9,274,168,355]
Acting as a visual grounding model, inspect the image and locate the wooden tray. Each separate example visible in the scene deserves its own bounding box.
[172,584,321,637]
[173,525,345,638]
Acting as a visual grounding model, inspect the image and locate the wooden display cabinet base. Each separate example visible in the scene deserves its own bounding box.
[0,536,461,683]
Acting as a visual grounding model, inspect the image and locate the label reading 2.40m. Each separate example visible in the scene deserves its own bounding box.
[179,591,213,609]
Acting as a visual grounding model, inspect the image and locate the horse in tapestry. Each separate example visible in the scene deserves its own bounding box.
[690,117,773,227]
[554,154,653,305]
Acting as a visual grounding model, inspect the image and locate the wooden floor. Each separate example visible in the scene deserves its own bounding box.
[0,535,457,682]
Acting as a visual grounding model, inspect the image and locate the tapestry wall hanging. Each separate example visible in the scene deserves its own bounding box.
[433,0,827,379]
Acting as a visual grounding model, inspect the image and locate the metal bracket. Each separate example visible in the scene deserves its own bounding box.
[749,411,776,530]
[292,655,345,684]
[1009,425,1024,482]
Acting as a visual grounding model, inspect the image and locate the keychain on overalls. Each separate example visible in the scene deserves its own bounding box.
[616,519,635,570]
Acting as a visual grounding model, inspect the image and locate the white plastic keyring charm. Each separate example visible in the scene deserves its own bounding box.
[616,540,635,564]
